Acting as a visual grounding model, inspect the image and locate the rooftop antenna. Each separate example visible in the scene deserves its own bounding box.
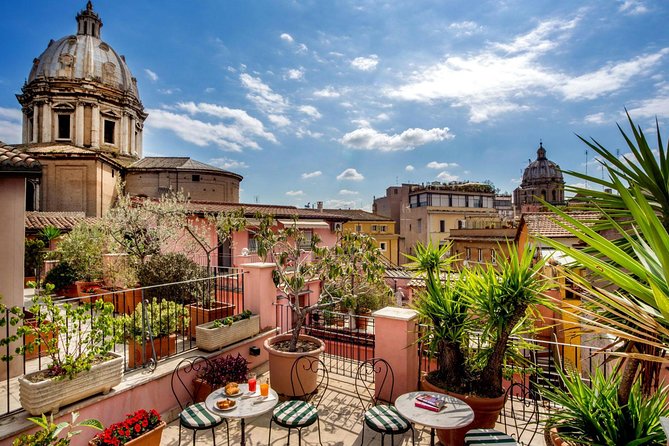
[254,195,259,204]
[585,149,589,189]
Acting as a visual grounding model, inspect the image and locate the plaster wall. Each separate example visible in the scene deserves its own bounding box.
[126,171,240,203]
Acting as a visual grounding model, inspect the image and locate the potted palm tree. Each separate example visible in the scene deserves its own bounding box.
[409,241,549,445]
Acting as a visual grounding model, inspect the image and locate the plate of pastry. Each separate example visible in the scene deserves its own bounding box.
[215,398,236,411]
[224,382,241,397]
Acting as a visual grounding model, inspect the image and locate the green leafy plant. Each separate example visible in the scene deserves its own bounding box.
[24,238,46,277]
[544,367,669,446]
[212,309,252,328]
[13,412,103,446]
[136,253,207,303]
[39,226,62,245]
[52,222,107,282]
[197,353,249,389]
[118,297,189,343]
[44,262,80,292]
[18,284,119,380]
[0,295,25,363]
[409,241,549,398]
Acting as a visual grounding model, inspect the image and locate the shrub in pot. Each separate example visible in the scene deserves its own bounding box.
[44,262,80,297]
[51,222,107,283]
[136,253,207,302]
[24,238,46,280]
[194,353,250,402]
[409,241,549,445]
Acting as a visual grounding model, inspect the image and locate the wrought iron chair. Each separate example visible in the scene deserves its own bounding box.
[464,382,540,446]
[355,358,415,446]
[269,355,329,445]
[171,356,229,445]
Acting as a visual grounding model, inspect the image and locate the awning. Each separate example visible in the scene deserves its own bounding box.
[277,219,330,229]
[541,248,575,265]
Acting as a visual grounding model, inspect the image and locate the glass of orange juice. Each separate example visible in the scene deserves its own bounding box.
[260,379,270,397]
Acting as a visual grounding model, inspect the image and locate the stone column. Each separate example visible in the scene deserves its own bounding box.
[240,262,277,331]
[372,307,419,402]
[75,102,85,146]
[41,102,51,142]
[129,116,136,156]
[120,113,128,154]
[91,104,99,149]
[32,105,39,143]
[22,112,29,144]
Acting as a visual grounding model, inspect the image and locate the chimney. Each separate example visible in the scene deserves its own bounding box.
[316,201,323,211]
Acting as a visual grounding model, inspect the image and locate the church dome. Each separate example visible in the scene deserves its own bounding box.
[521,142,563,186]
[27,2,138,99]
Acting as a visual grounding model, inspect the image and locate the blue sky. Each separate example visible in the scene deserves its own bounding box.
[1,1,668,210]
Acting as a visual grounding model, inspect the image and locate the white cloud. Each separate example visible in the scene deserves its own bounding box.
[427,161,459,169]
[204,87,215,93]
[295,127,323,139]
[280,33,294,43]
[341,126,454,151]
[436,171,459,182]
[285,68,305,81]
[337,168,365,181]
[240,73,289,115]
[209,158,249,170]
[0,107,22,143]
[619,0,649,15]
[268,114,292,127]
[299,105,322,119]
[146,105,276,152]
[405,165,415,172]
[158,88,180,95]
[494,17,578,55]
[339,189,359,195]
[296,43,308,54]
[314,86,341,98]
[302,170,322,179]
[326,199,357,209]
[351,55,379,71]
[144,68,159,82]
[448,21,483,37]
[376,113,390,122]
[286,190,304,196]
[584,112,608,125]
[627,96,669,118]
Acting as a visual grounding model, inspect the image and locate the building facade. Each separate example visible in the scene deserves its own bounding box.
[513,142,565,214]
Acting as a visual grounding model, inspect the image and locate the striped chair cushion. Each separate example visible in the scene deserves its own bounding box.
[180,402,222,428]
[464,428,518,445]
[364,405,410,433]
[273,400,318,427]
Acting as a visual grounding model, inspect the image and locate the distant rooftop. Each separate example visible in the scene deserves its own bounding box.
[409,181,496,194]
[322,209,393,222]
[0,142,41,173]
[522,211,600,238]
[25,211,96,232]
[184,200,346,220]
[128,157,243,179]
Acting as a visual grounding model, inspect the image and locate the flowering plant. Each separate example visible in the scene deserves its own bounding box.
[197,353,249,389]
[90,409,161,446]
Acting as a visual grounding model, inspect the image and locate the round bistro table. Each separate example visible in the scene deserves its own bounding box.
[205,383,279,446]
[395,391,474,446]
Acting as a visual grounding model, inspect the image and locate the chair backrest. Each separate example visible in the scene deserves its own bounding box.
[171,355,211,411]
[499,382,541,446]
[290,355,329,408]
[355,358,395,410]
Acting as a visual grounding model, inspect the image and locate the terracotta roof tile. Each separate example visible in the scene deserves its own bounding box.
[0,143,41,172]
[25,211,96,231]
[522,211,600,238]
[184,201,346,220]
[322,209,393,222]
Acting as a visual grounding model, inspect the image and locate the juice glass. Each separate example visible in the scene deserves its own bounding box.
[247,372,257,393]
[260,379,270,397]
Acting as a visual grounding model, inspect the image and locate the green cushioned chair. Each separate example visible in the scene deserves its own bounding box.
[269,355,329,445]
[355,358,415,446]
[171,356,229,445]
[464,428,518,445]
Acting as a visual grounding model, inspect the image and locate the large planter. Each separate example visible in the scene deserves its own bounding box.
[127,334,177,368]
[55,284,78,299]
[110,288,144,314]
[545,427,575,446]
[354,309,372,331]
[421,376,506,446]
[186,301,236,339]
[75,280,105,297]
[90,421,166,446]
[19,352,123,415]
[263,333,325,397]
[22,315,57,360]
[196,314,259,351]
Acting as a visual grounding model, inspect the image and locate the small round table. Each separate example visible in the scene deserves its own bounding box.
[395,391,474,446]
[205,383,279,446]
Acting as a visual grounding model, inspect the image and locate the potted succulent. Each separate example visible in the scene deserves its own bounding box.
[196,309,259,351]
[89,409,165,446]
[13,412,103,446]
[409,241,549,445]
[118,297,190,368]
[193,353,250,402]
[17,285,123,416]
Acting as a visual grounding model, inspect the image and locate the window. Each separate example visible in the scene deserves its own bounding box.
[478,248,483,263]
[379,242,387,251]
[465,248,471,261]
[248,236,258,252]
[299,229,313,250]
[417,219,422,233]
[491,249,496,265]
[192,175,201,182]
[103,120,115,144]
[355,224,362,232]
[371,225,378,231]
[439,220,445,232]
[57,114,71,140]
[380,225,387,232]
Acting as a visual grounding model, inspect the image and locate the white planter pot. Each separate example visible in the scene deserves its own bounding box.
[195,315,260,352]
[19,352,123,415]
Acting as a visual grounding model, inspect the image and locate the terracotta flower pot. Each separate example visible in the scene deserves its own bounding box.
[545,426,576,446]
[186,301,235,339]
[90,421,166,446]
[263,333,325,397]
[127,334,177,368]
[421,376,506,446]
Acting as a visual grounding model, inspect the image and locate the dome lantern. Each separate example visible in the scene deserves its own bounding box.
[76,1,102,38]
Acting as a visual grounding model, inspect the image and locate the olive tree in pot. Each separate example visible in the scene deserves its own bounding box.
[409,241,549,446]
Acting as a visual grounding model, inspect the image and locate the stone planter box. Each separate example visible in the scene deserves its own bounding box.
[187,302,235,339]
[196,315,260,352]
[19,352,123,415]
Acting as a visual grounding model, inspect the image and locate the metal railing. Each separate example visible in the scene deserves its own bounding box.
[0,269,244,419]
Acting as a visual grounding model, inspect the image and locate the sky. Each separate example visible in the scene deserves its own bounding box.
[1,1,668,210]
